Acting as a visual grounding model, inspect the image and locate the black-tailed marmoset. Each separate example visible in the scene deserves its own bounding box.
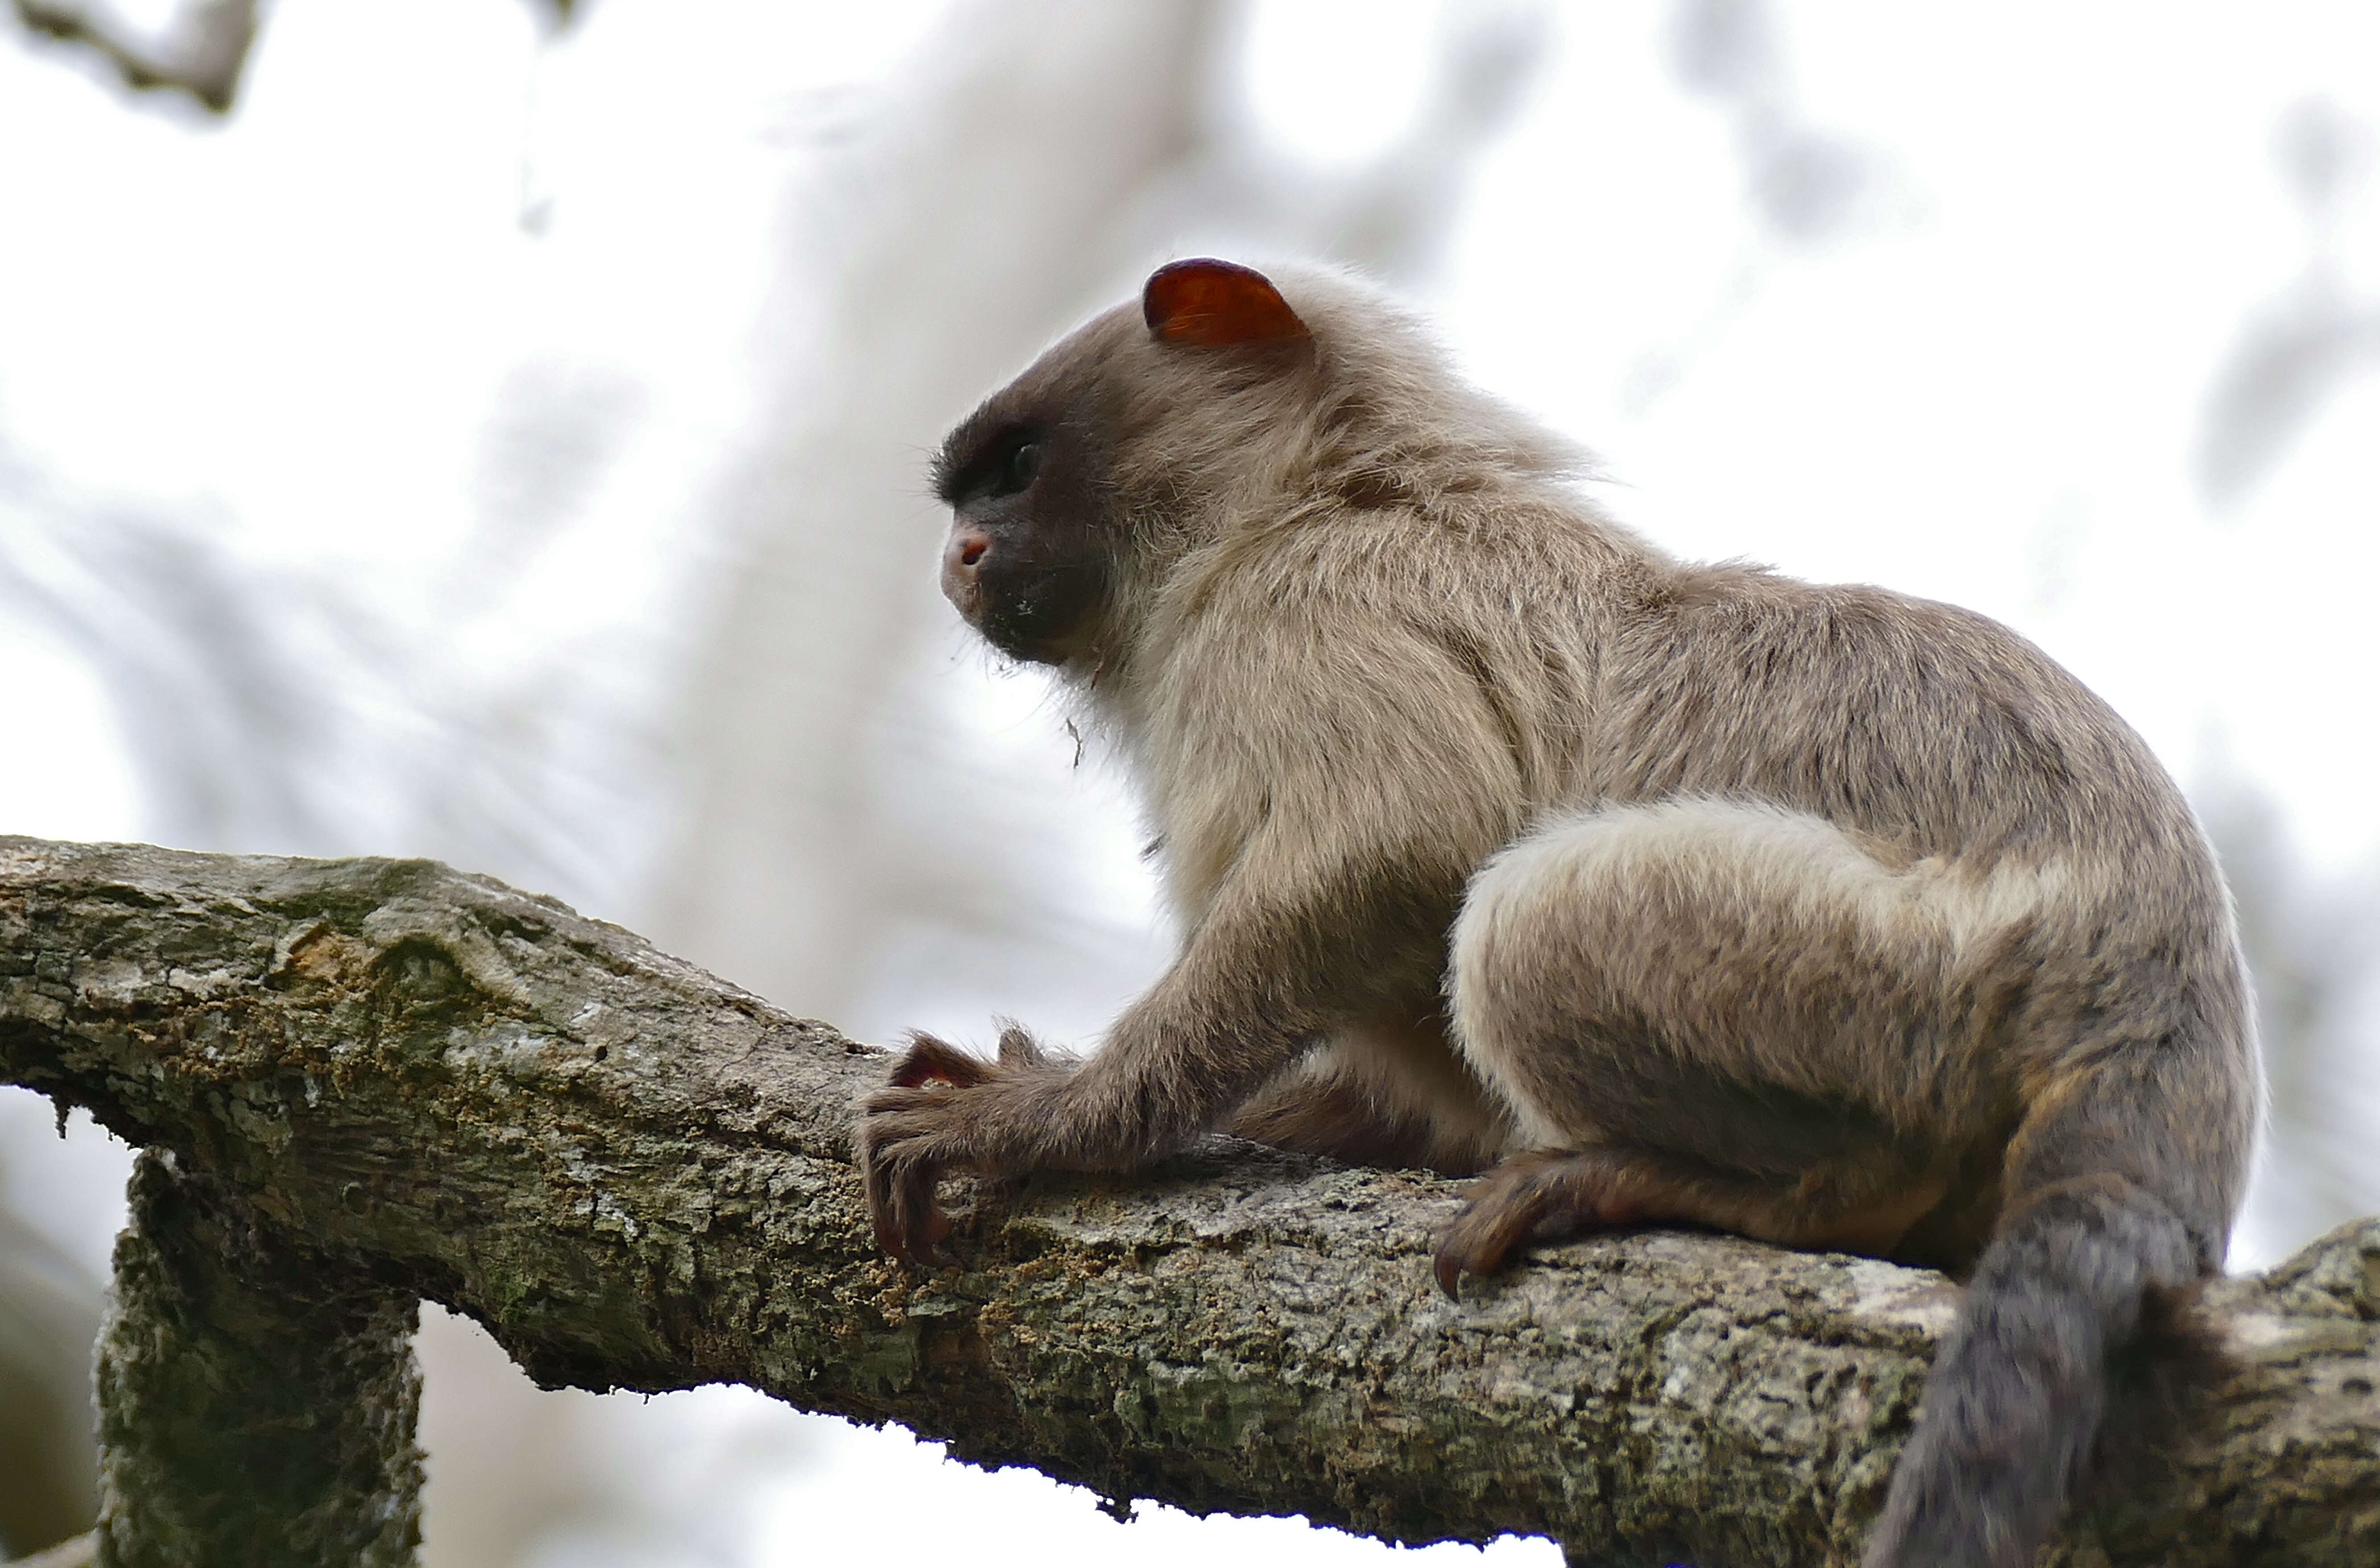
[858,257,2259,1568]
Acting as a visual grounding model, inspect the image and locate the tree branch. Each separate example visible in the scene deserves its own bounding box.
[0,836,2374,1567]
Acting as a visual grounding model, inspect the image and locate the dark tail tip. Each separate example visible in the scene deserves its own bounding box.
[1862,1177,2202,1568]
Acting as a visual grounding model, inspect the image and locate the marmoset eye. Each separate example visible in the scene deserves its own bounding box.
[995,440,1041,495]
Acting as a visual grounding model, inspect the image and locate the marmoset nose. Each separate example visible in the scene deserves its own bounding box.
[942,524,993,612]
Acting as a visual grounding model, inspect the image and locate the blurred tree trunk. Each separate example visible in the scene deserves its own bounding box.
[0,1212,99,1556]
[3,836,2375,1568]
[649,0,1231,1022]
[650,0,1547,1033]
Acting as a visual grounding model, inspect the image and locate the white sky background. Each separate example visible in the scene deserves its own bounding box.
[1,2,2378,1564]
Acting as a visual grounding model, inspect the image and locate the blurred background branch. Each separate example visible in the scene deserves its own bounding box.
[2196,99,2380,511]
[8,0,257,112]
[7,0,585,115]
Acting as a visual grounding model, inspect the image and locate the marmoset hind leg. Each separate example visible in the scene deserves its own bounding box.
[1228,1008,1512,1177]
[1437,798,2054,1287]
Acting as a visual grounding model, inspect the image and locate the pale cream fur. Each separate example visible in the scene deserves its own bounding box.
[1451,798,2086,1153]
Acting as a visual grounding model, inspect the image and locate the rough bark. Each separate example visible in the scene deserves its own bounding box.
[0,835,2374,1568]
[94,1153,421,1567]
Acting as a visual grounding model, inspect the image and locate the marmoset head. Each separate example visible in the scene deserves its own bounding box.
[931,258,1581,667]
[929,258,1326,665]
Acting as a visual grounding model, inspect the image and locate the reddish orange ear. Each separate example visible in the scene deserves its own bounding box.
[1143,259,1310,348]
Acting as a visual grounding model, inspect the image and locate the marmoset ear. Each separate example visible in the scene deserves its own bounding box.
[1143,259,1310,348]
